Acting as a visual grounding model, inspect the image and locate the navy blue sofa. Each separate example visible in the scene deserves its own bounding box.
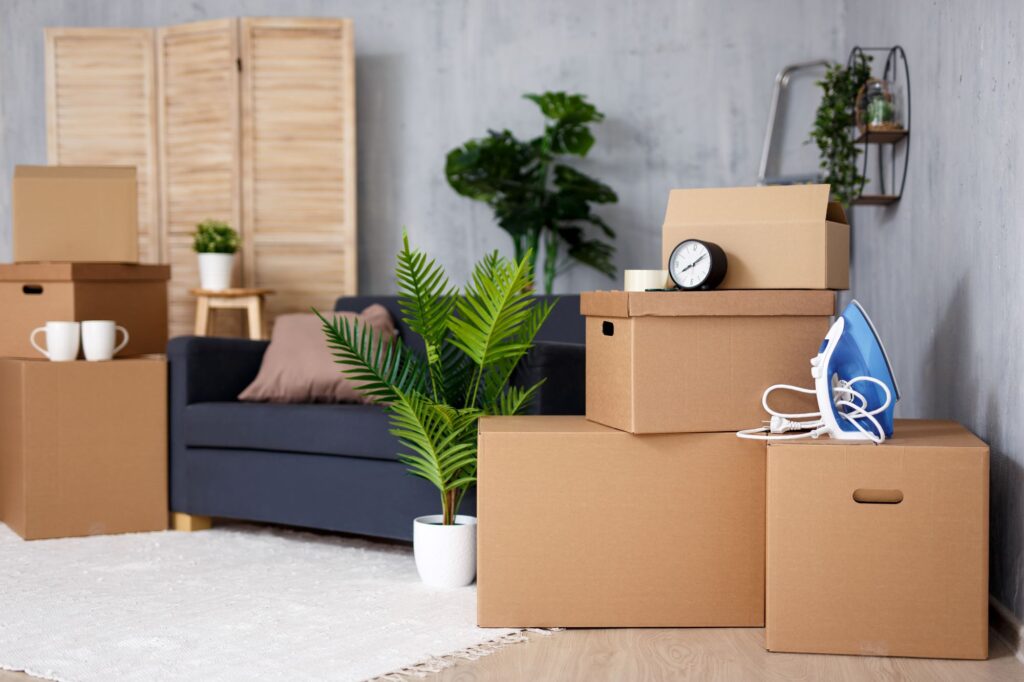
[168,295,584,541]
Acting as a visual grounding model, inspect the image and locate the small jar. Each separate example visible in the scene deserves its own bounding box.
[857,79,902,131]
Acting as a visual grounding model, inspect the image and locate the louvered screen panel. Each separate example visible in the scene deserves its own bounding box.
[156,19,242,336]
[240,18,357,323]
[45,29,160,263]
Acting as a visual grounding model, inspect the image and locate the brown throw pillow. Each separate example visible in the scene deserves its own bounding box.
[238,304,397,404]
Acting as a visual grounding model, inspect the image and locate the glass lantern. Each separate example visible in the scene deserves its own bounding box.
[856,78,903,131]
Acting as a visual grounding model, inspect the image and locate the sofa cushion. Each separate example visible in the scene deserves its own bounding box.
[238,305,396,404]
[184,402,402,461]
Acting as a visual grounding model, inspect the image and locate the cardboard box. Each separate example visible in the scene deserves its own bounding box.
[0,262,170,358]
[662,184,849,289]
[0,358,168,540]
[766,420,989,660]
[13,165,139,263]
[477,416,765,627]
[582,290,834,433]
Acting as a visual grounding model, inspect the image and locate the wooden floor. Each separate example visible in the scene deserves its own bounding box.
[0,628,1020,681]
[430,628,1024,682]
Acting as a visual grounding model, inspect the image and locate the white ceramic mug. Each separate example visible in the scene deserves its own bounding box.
[81,320,130,361]
[29,321,81,362]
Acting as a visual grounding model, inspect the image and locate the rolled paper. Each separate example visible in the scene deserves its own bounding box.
[623,269,670,292]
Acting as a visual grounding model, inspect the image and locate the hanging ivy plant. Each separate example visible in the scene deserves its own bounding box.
[810,54,872,208]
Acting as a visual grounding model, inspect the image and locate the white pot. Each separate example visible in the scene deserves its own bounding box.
[413,515,477,588]
[198,252,235,291]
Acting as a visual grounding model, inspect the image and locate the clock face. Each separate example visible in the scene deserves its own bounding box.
[670,240,712,289]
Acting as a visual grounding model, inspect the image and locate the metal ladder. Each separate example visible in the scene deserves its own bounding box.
[757,60,830,185]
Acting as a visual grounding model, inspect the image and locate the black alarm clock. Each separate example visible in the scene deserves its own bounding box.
[668,239,728,290]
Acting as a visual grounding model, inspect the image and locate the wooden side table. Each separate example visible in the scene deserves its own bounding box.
[191,288,275,340]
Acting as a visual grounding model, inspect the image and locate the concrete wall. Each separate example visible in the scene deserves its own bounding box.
[0,0,841,291]
[843,1,1024,620]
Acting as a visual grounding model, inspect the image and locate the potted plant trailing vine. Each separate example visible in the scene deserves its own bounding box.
[810,53,872,208]
[193,219,240,291]
[445,91,618,294]
[318,234,551,588]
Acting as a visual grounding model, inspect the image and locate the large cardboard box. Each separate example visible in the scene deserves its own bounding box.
[0,358,168,540]
[13,165,139,263]
[766,420,989,660]
[662,184,849,289]
[582,289,834,433]
[0,262,170,358]
[477,416,765,627]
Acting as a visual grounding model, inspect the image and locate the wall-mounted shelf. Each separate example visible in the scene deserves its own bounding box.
[848,45,911,206]
[853,129,909,144]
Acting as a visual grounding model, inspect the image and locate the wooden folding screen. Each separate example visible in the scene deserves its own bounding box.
[45,28,160,263]
[45,18,356,337]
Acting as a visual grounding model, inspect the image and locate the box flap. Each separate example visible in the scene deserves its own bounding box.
[769,419,987,450]
[15,165,136,180]
[581,290,835,318]
[0,263,170,282]
[663,184,836,225]
[826,201,847,225]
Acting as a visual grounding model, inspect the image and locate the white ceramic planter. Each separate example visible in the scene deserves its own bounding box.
[198,252,235,291]
[413,515,477,588]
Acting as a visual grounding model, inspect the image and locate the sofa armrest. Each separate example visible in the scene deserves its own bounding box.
[167,335,268,512]
[512,341,585,415]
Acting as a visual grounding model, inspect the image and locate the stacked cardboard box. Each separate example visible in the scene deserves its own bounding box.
[0,166,170,540]
[477,185,990,660]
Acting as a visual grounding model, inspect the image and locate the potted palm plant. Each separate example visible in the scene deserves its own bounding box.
[318,235,552,587]
[193,219,240,291]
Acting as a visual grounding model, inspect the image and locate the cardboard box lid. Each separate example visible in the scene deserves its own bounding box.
[664,184,847,226]
[769,419,987,451]
[580,289,835,319]
[0,263,170,282]
[479,415,614,435]
[14,165,136,181]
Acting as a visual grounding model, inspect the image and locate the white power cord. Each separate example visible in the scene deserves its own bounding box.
[736,376,892,443]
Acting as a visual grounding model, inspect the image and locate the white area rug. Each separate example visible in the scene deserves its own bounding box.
[0,523,526,681]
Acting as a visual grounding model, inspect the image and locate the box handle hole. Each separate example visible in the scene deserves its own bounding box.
[22,284,43,295]
[602,321,614,336]
[853,488,903,504]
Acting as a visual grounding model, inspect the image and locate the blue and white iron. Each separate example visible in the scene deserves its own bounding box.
[737,300,900,444]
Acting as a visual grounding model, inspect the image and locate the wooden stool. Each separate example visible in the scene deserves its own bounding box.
[191,288,275,340]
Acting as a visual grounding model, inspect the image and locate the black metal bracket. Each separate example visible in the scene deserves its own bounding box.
[847,46,911,206]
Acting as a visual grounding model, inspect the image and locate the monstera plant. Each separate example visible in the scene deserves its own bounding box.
[318,235,552,587]
[445,91,618,294]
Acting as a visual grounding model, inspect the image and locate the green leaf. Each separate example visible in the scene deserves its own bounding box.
[388,390,480,493]
[317,309,428,404]
[448,252,536,370]
[524,92,604,125]
[552,165,618,204]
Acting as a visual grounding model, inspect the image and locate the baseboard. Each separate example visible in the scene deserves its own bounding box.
[991,595,1024,664]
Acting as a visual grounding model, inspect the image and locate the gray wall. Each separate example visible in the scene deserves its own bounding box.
[844,1,1024,621]
[0,0,842,291]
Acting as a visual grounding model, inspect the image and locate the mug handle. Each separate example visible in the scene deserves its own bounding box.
[29,327,50,359]
[113,326,130,356]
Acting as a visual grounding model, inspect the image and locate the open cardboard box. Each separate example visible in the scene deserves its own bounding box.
[477,416,766,628]
[582,289,834,433]
[662,184,849,290]
[13,165,139,264]
[766,420,989,660]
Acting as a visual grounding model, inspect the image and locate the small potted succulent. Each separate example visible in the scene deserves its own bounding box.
[193,219,239,291]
